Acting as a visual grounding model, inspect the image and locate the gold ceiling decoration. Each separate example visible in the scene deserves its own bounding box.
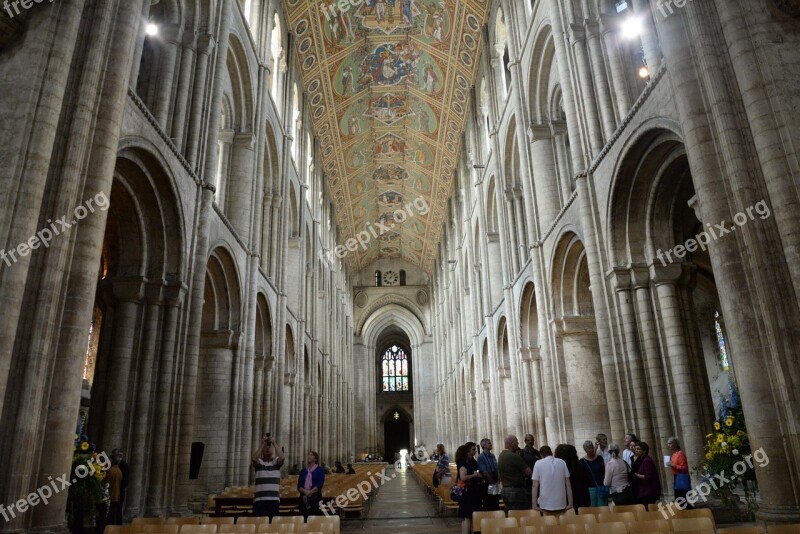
[282,0,490,272]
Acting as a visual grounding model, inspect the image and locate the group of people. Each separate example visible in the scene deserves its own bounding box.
[441,432,690,534]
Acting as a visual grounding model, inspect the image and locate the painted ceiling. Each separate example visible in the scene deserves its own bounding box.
[282,0,490,273]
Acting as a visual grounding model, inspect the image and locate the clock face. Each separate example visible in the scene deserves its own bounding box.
[382,270,399,286]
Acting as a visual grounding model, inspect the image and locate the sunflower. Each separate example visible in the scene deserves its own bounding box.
[80,441,90,451]
[716,434,724,443]
[725,418,734,427]
[705,452,713,460]
[706,433,713,438]
[714,422,721,430]
[737,430,745,436]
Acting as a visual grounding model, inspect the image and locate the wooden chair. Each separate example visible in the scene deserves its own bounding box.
[671,517,715,533]
[768,526,800,534]
[180,526,219,534]
[586,521,628,534]
[610,504,645,515]
[598,512,634,524]
[201,517,235,525]
[256,525,295,533]
[718,528,765,534]
[218,525,257,533]
[580,506,611,516]
[636,510,669,522]
[473,510,506,532]
[306,515,340,534]
[541,525,581,534]
[296,524,334,534]
[235,517,269,526]
[629,519,671,533]
[132,518,166,527]
[498,528,539,534]
[103,527,136,534]
[674,508,717,527]
[559,513,597,526]
[481,517,519,534]
[271,516,304,526]
[509,510,542,520]
[520,515,558,527]
[141,526,180,534]
[166,518,201,526]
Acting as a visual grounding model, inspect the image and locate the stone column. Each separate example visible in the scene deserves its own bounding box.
[631,0,661,73]
[551,121,573,204]
[171,31,198,151]
[227,132,257,241]
[153,23,182,129]
[185,33,215,168]
[598,13,632,121]
[101,279,145,451]
[575,173,624,442]
[610,268,654,446]
[631,268,672,449]
[215,129,234,205]
[145,283,185,516]
[650,263,704,476]
[125,284,164,517]
[568,23,604,156]
[546,0,587,172]
[557,316,610,445]
[528,124,562,228]
[25,1,149,529]
[585,20,617,138]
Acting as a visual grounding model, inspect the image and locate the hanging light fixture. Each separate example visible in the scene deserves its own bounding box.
[145,22,159,36]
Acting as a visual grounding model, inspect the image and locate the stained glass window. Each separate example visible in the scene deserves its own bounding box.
[381,344,409,392]
[714,310,730,371]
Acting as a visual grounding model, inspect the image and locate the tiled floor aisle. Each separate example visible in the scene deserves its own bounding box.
[341,466,462,533]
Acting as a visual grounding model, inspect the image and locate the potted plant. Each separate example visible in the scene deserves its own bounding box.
[66,434,109,533]
[694,381,758,521]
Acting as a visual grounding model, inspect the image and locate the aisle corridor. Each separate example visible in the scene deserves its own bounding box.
[341,466,462,533]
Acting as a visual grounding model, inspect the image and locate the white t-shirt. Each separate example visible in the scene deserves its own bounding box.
[532,456,570,511]
[622,448,634,466]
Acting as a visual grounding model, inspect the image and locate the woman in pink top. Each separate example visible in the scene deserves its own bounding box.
[666,437,691,508]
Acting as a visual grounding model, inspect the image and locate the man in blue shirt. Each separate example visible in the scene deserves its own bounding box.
[477,438,501,511]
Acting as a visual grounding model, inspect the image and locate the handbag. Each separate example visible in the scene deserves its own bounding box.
[432,470,440,488]
[674,473,691,491]
[450,480,468,503]
[626,461,637,487]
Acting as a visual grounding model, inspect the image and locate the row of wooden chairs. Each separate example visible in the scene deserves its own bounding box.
[471,510,800,534]
[105,515,339,534]
[476,524,800,534]
[104,527,328,534]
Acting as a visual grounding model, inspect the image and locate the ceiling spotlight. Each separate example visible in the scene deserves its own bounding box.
[621,16,642,39]
[638,65,651,79]
[145,23,159,36]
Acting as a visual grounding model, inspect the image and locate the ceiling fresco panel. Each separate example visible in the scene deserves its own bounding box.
[283,0,490,272]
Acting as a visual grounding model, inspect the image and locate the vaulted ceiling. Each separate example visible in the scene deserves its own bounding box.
[282,0,491,273]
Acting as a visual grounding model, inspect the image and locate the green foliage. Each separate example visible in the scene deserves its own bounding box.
[66,435,108,526]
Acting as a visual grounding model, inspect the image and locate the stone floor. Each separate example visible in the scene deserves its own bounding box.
[341,465,462,533]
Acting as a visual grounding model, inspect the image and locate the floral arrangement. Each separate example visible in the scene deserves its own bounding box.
[695,381,758,514]
[66,433,109,527]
